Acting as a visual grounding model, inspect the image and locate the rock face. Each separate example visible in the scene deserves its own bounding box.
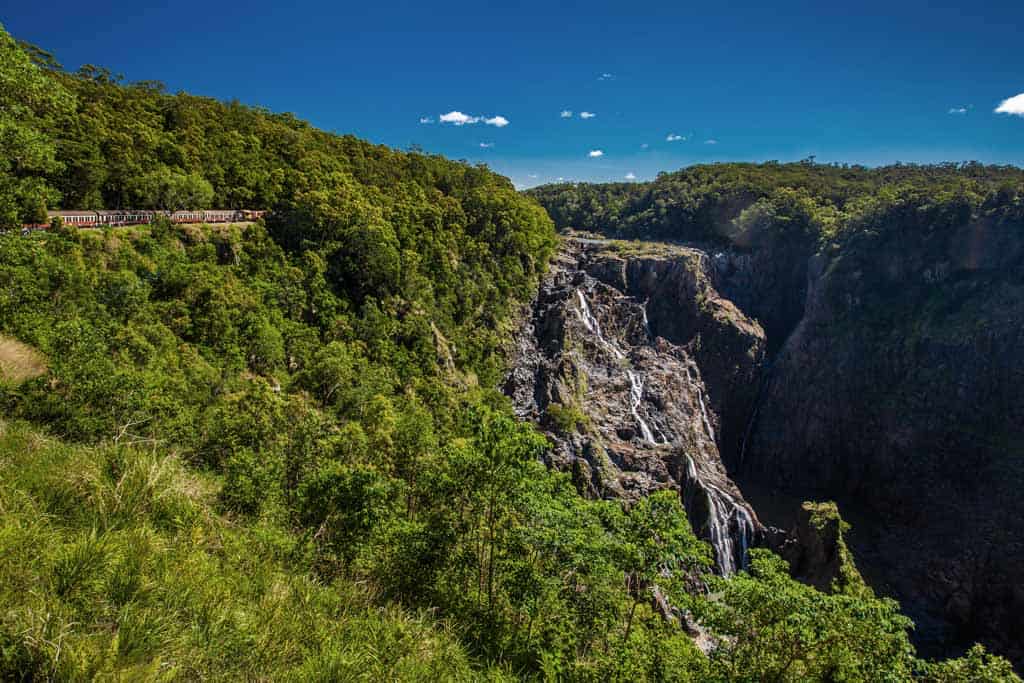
[505,239,766,574]
[743,213,1024,663]
[772,501,864,594]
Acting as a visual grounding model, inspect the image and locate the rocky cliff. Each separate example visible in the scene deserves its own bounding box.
[508,216,1024,667]
[504,238,766,574]
[743,211,1024,662]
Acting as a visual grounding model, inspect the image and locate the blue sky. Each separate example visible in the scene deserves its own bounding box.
[5,0,1023,187]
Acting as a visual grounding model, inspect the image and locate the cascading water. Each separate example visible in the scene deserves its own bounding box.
[696,390,716,444]
[685,365,717,444]
[576,287,668,445]
[683,455,754,575]
[575,288,599,334]
[575,288,625,360]
[628,370,657,444]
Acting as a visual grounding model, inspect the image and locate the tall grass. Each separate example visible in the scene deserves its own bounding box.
[0,421,502,681]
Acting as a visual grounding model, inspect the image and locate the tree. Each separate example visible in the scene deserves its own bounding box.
[0,23,74,226]
[612,490,711,643]
[697,550,916,682]
[130,166,214,210]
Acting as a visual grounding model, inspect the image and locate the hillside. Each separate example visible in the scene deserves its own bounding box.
[1,23,1021,680]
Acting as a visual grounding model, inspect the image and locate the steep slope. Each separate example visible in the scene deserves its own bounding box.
[4,26,1023,678]
[0,419,495,680]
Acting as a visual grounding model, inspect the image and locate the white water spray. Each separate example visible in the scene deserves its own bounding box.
[574,288,625,359]
[696,390,716,444]
[684,455,755,575]
[628,370,657,444]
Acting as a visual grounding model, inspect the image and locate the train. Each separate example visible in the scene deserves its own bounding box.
[21,209,266,232]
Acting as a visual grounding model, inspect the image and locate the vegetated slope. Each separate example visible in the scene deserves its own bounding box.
[0,419,493,681]
[0,24,1019,679]
[528,163,1024,668]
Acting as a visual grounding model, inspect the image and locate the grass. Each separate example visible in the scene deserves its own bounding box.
[0,335,47,384]
[0,420,506,681]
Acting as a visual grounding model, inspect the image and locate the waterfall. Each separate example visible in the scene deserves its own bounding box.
[574,288,667,445]
[574,288,625,360]
[684,365,716,444]
[575,288,599,334]
[684,455,755,575]
[696,390,716,444]
[627,370,657,444]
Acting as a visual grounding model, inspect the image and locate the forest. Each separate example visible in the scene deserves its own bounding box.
[0,23,1020,680]
[526,160,1024,247]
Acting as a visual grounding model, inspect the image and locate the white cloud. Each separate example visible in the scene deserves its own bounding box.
[640,143,649,149]
[598,73,615,81]
[666,133,685,142]
[479,142,494,148]
[560,109,573,118]
[995,93,1024,116]
[704,139,718,145]
[625,172,637,180]
[580,111,596,119]
[419,116,434,124]
[948,106,969,115]
[528,174,538,179]
[440,111,480,125]
[437,111,510,127]
[588,149,604,158]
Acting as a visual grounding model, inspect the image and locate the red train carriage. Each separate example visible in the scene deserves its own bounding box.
[48,210,99,227]
[96,210,155,226]
[171,210,204,224]
[204,209,244,223]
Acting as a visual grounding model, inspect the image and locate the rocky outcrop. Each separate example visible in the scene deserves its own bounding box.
[585,248,767,467]
[505,238,766,574]
[771,501,864,594]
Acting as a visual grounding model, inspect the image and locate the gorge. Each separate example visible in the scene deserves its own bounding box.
[522,172,1024,669]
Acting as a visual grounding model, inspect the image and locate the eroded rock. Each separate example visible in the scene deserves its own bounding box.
[504,238,766,574]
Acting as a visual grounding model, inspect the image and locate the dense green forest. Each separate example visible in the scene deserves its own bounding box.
[0,23,1020,680]
[527,161,1024,247]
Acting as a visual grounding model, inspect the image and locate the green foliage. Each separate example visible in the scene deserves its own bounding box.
[298,462,395,568]
[919,645,1022,682]
[0,26,74,226]
[545,402,588,432]
[698,549,916,681]
[0,420,494,680]
[528,161,1024,249]
[130,166,214,210]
